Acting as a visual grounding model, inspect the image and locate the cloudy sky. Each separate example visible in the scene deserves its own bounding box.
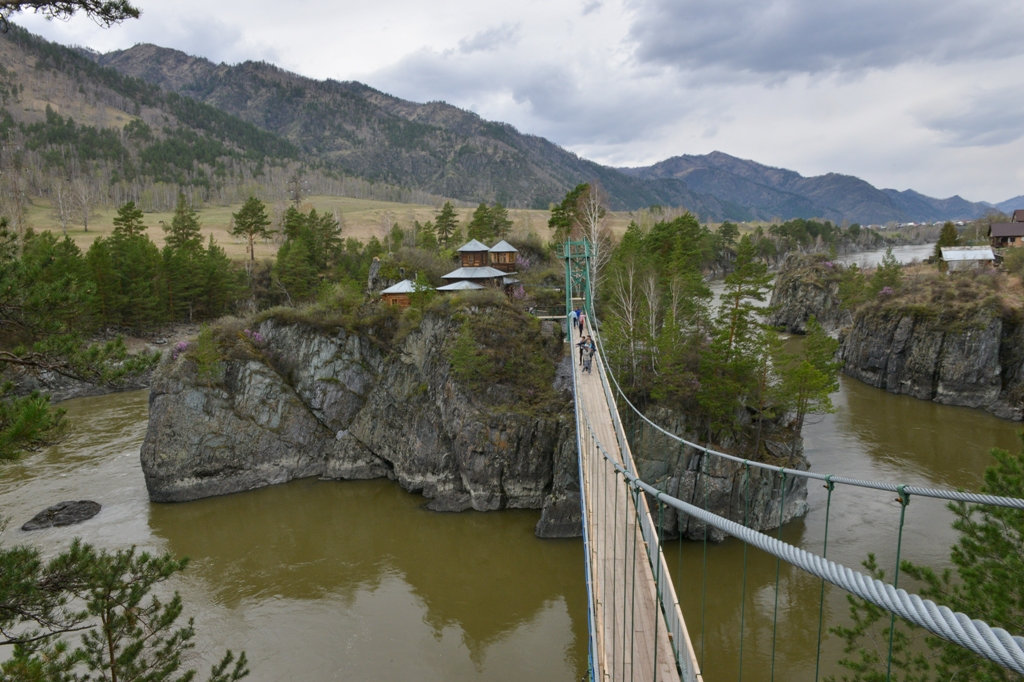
[13,0,1024,203]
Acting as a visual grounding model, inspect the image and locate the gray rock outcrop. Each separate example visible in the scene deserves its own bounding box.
[141,311,582,537]
[768,254,851,334]
[624,408,809,540]
[839,306,1024,420]
[22,500,102,530]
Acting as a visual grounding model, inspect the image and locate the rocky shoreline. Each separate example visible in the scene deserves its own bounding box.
[140,311,584,538]
[770,254,1024,420]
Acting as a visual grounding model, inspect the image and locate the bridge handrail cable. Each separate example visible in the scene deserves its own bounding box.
[588,433,1024,676]
[586,315,1024,511]
[569,246,1024,675]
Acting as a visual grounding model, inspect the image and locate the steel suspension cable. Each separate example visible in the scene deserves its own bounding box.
[609,466,1024,676]
[585,311,1024,511]
[814,476,836,682]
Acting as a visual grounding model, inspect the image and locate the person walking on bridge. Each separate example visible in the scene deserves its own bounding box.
[582,337,596,374]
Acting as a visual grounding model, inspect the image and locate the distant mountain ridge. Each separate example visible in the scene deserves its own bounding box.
[0,26,1005,223]
[620,152,994,224]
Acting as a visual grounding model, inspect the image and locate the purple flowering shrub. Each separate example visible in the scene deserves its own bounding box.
[171,341,190,360]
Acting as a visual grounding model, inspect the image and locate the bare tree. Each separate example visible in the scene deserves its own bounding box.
[641,271,661,375]
[51,178,73,234]
[71,176,93,231]
[609,260,641,385]
[578,182,611,296]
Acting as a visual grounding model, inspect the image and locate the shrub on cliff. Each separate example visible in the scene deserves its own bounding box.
[447,294,564,412]
[857,264,1010,330]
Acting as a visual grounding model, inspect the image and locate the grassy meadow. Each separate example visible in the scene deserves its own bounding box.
[22,195,639,261]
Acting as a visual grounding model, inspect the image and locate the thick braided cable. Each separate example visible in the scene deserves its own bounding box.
[587,313,1024,511]
[582,377,1024,676]
[628,473,1024,675]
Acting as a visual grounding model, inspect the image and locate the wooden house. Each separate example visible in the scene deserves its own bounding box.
[457,239,491,267]
[488,240,519,273]
[989,223,1024,248]
[941,246,995,271]
[380,279,420,308]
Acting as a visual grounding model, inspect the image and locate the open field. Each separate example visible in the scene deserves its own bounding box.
[21,195,641,261]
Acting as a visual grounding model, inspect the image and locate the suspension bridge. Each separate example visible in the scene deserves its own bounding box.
[561,240,1024,681]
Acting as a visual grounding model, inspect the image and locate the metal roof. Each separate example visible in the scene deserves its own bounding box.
[489,240,518,253]
[990,223,1024,238]
[457,239,491,252]
[441,266,507,280]
[436,280,485,291]
[941,246,995,262]
[380,279,421,294]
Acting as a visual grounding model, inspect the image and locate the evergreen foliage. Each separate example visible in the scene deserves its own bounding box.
[831,439,1024,681]
[601,217,840,456]
[933,220,961,266]
[547,183,588,244]
[231,196,273,262]
[0,537,248,682]
[433,201,459,246]
[466,202,513,243]
[272,207,343,304]
[0,382,65,460]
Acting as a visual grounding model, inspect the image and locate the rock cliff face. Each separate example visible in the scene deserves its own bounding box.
[768,254,851,334]
[839,307,1024,420]
[141,311,582,538]
[624,408,809,541]
[768,256,1024,419]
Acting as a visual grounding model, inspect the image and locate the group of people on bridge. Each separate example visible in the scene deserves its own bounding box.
[570,308,596,374]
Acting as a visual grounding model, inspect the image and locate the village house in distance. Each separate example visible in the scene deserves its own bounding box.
[380,239,521,308]
[988,209,1024,249]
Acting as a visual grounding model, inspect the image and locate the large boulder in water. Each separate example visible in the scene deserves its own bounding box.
[22,500,101,530]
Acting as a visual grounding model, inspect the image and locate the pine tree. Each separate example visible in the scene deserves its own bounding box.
[467,203,492,242]
[164,193,203,253]
[231,197,272,262]
[162,194,206,321]
[0,539,248,681]
[933,221,961,268]
[111,201,147,239]
[434,201,459,246]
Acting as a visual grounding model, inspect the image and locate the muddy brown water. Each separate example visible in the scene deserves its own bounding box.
[2,350,1019,679]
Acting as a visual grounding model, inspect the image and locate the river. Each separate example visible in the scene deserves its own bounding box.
[2,243,1019,680]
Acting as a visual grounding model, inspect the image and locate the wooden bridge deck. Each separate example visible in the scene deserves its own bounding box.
[572,326,702,682]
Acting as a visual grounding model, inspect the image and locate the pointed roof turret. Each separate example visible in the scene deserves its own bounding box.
[458,239,491,252]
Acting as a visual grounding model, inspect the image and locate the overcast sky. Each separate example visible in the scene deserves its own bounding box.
[14,0,1024,204]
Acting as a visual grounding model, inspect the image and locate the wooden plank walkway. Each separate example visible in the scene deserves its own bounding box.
[571,325,703,682]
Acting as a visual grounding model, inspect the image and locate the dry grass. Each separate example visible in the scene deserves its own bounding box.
[22,195,641,261]
[874,263,1024,325]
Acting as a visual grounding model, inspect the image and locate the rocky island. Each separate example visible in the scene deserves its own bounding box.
[141,290,814,539]
[770,253,1024,420]
[141,297,582,537]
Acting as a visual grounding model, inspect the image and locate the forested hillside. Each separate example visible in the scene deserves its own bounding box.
[0,23,998,225]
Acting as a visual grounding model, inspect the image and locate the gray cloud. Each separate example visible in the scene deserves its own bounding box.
[458,23,521,54]
[626,0,1024,77]
[924,98,1024,147]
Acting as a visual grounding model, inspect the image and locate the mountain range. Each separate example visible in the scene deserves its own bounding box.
[1,25,1014,224]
